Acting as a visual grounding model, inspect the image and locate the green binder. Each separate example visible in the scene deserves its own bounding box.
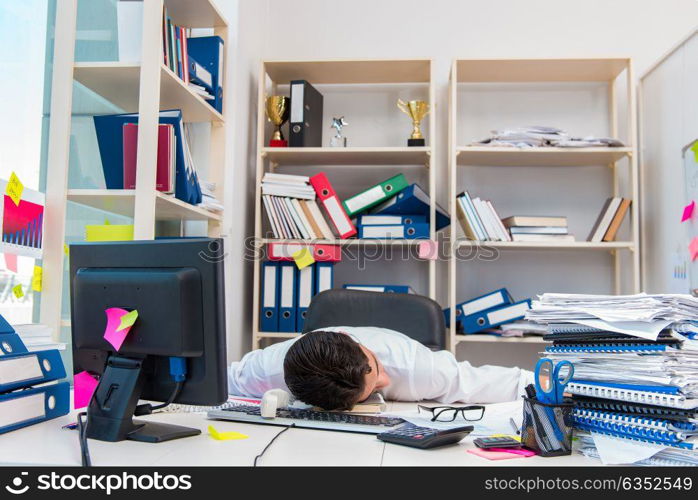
[342,174,408,217]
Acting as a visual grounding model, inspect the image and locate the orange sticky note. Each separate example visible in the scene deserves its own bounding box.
[418,240,438,260]
[690,237,698,261]
[6,172,24,206]
[682,201,695,222]
[292,247,315,270]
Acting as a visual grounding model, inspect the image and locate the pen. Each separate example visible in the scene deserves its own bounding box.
[509,417,520,435]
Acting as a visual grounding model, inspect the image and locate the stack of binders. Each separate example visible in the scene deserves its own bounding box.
[443,288,531,334]
[260,243,340,333]
[527,293,698,465]
[371,183,450,232]
[0,314,70,435]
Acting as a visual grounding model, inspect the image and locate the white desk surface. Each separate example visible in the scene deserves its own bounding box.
[0,401,601,467]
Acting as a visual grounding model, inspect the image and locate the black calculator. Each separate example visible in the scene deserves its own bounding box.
[473,436,522,449]
[377,423,474,449]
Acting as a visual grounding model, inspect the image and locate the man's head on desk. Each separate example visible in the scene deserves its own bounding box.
[283,330,391,410]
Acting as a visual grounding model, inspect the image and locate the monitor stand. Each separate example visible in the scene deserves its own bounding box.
[85,355,201,443]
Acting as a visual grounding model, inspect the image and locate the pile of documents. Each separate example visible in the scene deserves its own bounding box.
[198,180,224,212]
[526,293,698,465]
[13,324,66,352]
[471,126,624,148]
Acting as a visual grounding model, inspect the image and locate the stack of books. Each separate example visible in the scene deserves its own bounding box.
[0,314,70,435]
[526,293,698,466]
[587,197,632,242]
[443,288,531,334]
[502,216,573,243]
[455,191,510,241]
[262,173,334,240]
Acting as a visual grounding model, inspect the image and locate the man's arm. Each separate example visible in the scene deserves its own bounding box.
[227,339,294,397]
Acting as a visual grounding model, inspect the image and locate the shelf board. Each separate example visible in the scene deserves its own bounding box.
[261,147,430,166]
[455,335,547,344]
[264,59,431,84]
[457,240,634,250]
[165,0,228,28]
[73,62,224,123]
[256,332,301,339]
[67,189,222,222]
[456,147,632,166]
[456,58,629,82]
[261,238,426,246]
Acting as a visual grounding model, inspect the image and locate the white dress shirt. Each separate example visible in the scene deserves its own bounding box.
[228,326,534,403]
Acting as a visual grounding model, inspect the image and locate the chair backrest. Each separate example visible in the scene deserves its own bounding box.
[302,289,446,350]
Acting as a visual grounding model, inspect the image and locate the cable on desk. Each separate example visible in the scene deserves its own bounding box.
[77,411,91,467]
[253,424,295,466]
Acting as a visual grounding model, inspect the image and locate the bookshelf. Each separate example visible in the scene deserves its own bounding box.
[252,59,437,348]
[39,0,228,342]
[447,57,640,352]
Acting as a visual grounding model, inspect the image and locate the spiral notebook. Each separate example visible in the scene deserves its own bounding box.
[573,408,698,435]
[566,380,698,410]
[545,344,668,353]
[572,409,697,449]
[573,397,698,421]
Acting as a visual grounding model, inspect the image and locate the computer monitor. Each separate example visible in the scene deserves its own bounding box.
[70,238,227,443]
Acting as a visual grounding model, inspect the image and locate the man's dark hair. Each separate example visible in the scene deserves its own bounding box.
[283,331,371,411]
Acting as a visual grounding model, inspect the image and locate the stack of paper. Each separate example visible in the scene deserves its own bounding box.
[471,126,624,148]
[13,324,66,352]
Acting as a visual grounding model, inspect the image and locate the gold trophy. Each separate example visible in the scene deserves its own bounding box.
[397,99,430,146]
[265,96,290,147]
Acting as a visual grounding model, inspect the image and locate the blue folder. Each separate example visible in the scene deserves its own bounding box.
[357,222,429,239]
[357,214,427,226]
[371,183,450,230]
[0,333,28,356]
[296,264,315,333]
[343,284,415,294]
[0,349,66,393]
[278,262,298,333]
[0,314,15,335]
[0,382,70,435]
[187,36,224,114]
[260,261,280,332]
[443,288,513,328]
[315,262,334,296]
[93,109,201,204]
[460,299,531,334]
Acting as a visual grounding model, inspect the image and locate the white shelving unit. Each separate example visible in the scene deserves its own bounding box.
[39,0,228,338]
[447,58,641,353]
[252,59,436,348]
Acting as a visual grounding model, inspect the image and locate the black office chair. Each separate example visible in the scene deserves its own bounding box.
[302,289,446,350]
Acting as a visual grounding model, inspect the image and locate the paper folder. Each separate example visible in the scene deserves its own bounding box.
[372,183,450,231]
[278,263,298,332]
[0,349,67,393]
[342,174,408,217]
[343,284,415,294]
[443,288,513,327]
[460,299,531,334]
[296,264,315,332]
[267,243,341,262]
[357,214,426,226]
[358,223,429,239]
[315,262,334,296]
[260,261,279,332]
[0,382,70,435]
[309,173,356,239]
[0,333,29,356]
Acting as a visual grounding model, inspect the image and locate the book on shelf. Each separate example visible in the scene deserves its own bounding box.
[587,197,630,242]
[502,216,567,228]
[123,123,175,193]
[509,226,568,234]
[455,191,510,242]
[510,233,575,242]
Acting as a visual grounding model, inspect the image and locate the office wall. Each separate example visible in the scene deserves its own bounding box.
[640,29,698,294]
[223,0,698,365]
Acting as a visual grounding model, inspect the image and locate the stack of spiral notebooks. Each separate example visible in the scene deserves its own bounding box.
[541,322,698,465]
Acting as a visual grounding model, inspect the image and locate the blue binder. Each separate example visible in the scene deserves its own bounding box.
[260,261,280,332]
[315,262,334,295]
[93,109,201,204]
[189,54,214,93]
[0,382,70,435]
[358,222,429,239]
[0,313,14,334]
[187,36,224,114]
[0,333,28,355]
[357,214,426,226]
[371,184,450,230]
[460,299,531,334]
[296,264,315,332]
[0,349,66,393]
[443,288,513,327]
[278,262,298,332]
[343,284,415,294]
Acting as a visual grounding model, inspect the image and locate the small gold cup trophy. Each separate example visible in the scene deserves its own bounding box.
[265,96,290,147]
[397,99,430,147]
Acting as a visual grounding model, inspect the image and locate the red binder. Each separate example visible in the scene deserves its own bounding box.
[309,173,356,239]
[123,123,174,192]
[267,243,341,262]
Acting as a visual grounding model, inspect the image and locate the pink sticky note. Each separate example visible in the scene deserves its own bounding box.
[73,371,99,410]
[103,307,133,351]
[682,201,695,222]
[690,238,698,261]
[467,448,521,460]
[489,447,537,457]
[418,240,438,260]
[3,253,17,273]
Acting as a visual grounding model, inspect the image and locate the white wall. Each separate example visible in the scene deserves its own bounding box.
[223,0,698,365]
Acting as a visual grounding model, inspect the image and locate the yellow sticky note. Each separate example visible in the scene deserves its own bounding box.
[491,433,521,442]
[6,172,24,207]
[85,224,134,242]
[12,284,24,299]
[104,218,111,225]
[117,309,138,332]
[292,247,315,270]
[691,142,698,163]
[208,425,248,441]
[31,266,43,292]
[64,243,70,256]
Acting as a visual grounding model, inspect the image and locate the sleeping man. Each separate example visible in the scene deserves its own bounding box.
[228,326,534,410]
